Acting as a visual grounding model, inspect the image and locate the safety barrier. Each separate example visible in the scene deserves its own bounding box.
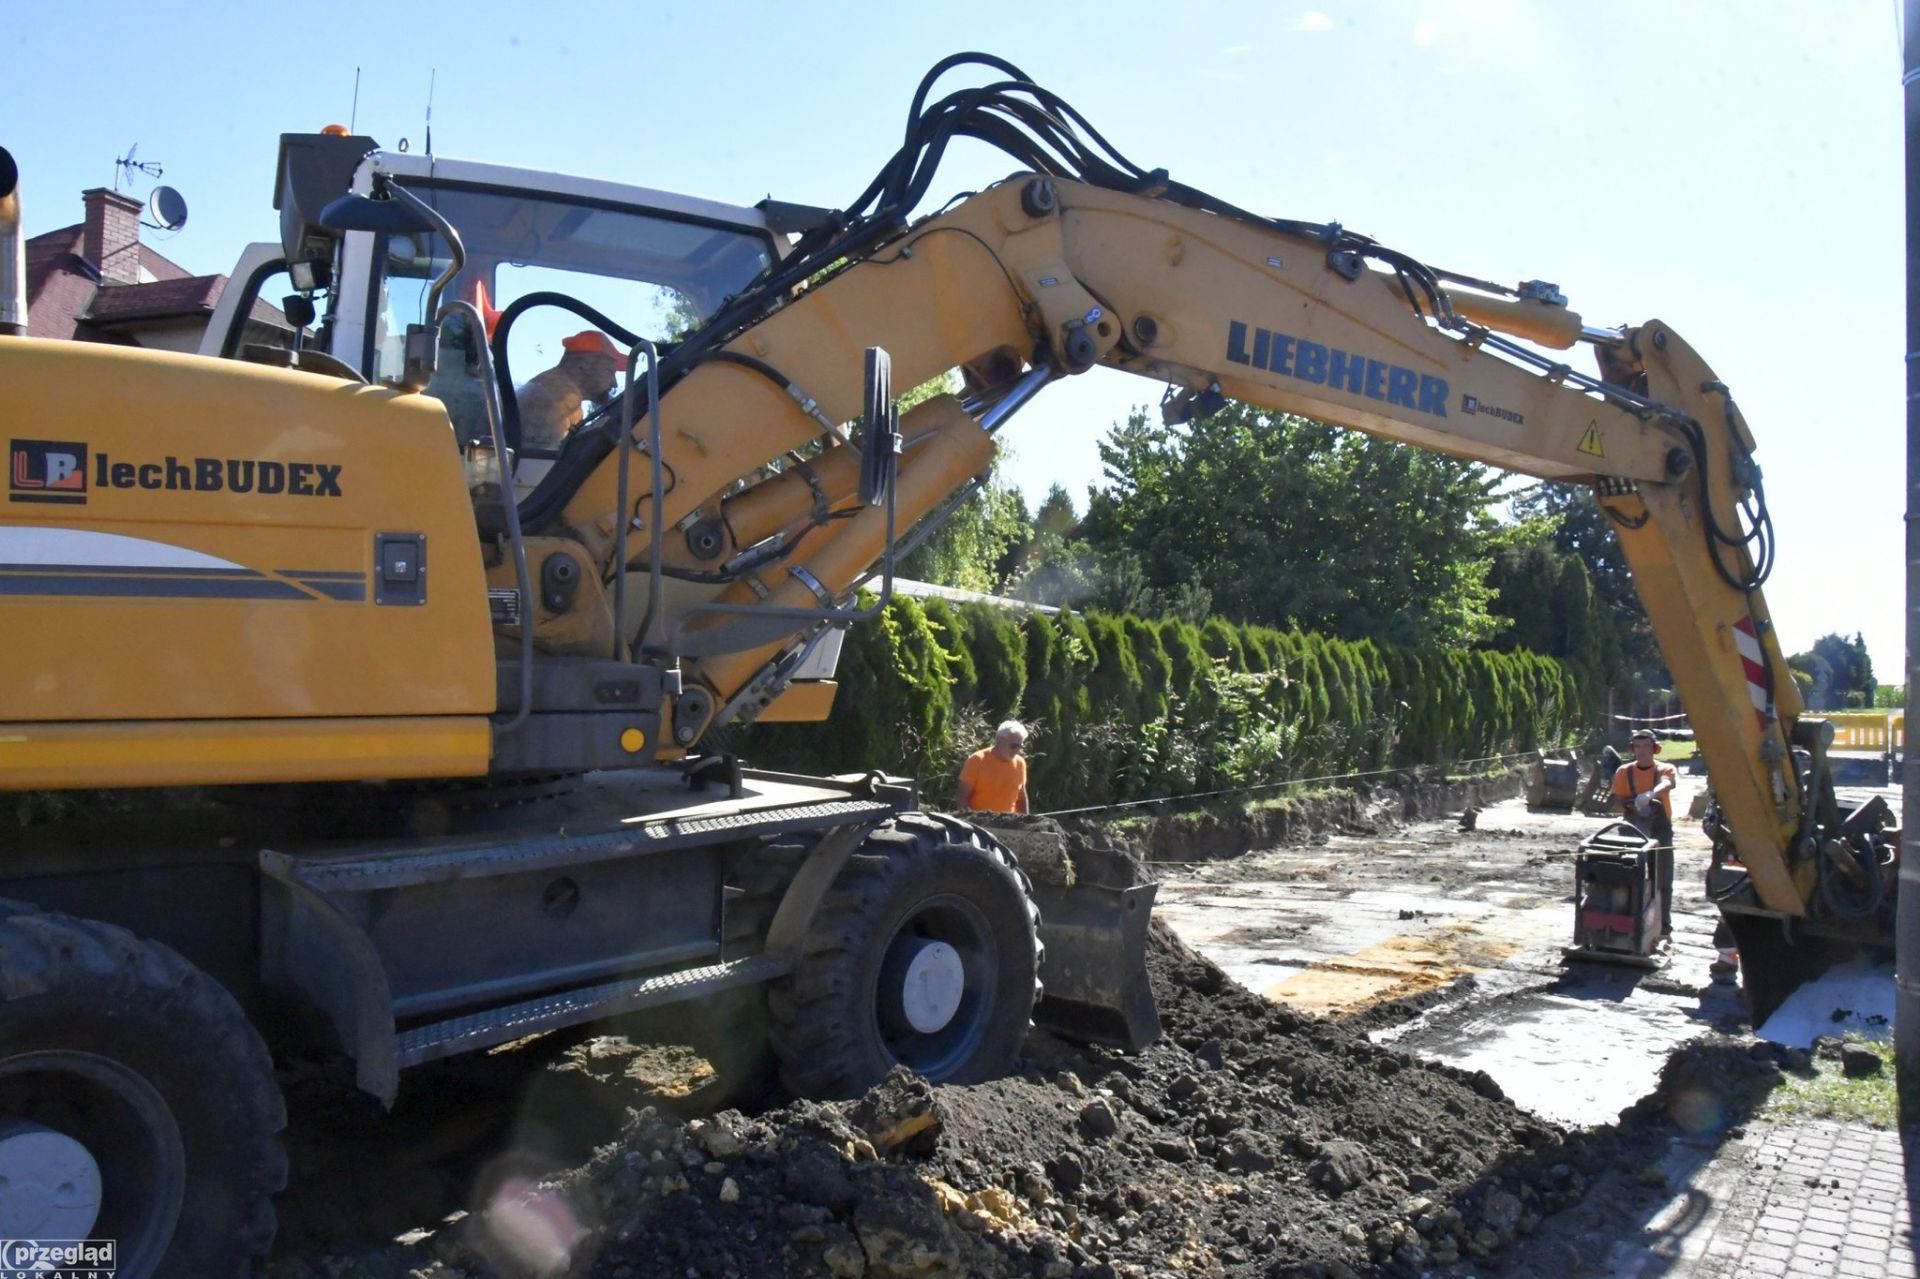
[1824,710,1904,754]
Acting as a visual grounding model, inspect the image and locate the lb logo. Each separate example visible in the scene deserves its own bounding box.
[8,439,88,505]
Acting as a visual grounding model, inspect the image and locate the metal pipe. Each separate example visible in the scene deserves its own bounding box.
[979,363,1053,433]
[0,147,25,337]
[387,181,465,323]
[441,298,534,736]
[1899,0,1920,1107]
[615,338,663,657]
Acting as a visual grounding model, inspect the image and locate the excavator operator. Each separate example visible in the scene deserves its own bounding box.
[517,330,625,450]
[1612,728,1678,940]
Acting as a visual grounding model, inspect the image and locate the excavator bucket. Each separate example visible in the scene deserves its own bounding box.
[1527,751,1587,810]
[980,819,1161,1053]
[1721,911,1853,1031]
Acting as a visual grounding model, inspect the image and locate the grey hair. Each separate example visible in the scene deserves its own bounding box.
[995,719,1028,742]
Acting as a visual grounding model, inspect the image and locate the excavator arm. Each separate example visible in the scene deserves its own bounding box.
[485,57,1885,1013]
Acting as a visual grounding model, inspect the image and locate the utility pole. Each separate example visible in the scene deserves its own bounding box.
[1900,0,1920,1104]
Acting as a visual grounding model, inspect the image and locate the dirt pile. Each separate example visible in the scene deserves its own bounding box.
[274,765,1716,1279]
[334,917,1618,1279]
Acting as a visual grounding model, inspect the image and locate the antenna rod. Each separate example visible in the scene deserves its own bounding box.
[350,67,361,134]
[425,68,436,157]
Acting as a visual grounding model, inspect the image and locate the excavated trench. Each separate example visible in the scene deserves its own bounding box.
[264,768,1764,1279]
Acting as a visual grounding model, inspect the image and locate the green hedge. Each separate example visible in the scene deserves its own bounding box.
[734,598,1589,812]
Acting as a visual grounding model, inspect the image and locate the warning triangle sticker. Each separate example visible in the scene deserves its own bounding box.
[1576,421,1605,458]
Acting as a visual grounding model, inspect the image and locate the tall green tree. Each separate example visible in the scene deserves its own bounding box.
[1033,484,1078,538]
[1482,517,1616,698]
[1509,481,1664,691]
[898,474,1031,593]
[1075,403,1501,647]
[1791,632,1876,710]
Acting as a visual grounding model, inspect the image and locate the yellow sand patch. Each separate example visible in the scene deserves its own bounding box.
[1263,926,1517,1018]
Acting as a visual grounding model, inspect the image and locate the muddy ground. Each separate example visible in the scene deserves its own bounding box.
[263,768,1780,1278]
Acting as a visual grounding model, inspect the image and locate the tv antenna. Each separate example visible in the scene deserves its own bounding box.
[113,144,164,192]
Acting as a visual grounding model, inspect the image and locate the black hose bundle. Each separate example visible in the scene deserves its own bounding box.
[513,52,1462,529]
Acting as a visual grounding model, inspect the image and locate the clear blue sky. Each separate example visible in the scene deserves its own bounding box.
[10,1,1906,678]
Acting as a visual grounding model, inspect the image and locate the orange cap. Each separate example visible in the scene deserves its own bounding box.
[562,330,626,361]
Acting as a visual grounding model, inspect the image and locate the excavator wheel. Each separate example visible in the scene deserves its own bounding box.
[0,903,287,1279]
[723,835,819,952]
[767,814,1041,1098]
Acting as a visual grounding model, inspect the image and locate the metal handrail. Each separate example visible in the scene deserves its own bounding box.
[614,338,663,660]
[440,298,534,735]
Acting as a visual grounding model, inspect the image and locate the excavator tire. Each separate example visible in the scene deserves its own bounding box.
[723,835,819,950]
[767,813,1041,1099]
[0,903,287,1279]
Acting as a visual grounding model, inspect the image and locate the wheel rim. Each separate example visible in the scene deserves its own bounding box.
[0,1051,185,1278]
[0,1122,101,1240]
[873,894,999,1079]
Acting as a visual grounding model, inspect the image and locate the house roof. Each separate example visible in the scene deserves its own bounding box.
[25,226,97,340]
[24,223,199,340]
[85,275,226,326]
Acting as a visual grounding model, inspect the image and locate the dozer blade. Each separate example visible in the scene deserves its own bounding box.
[1030,872,1160,1052]
[982,820,1162,1053]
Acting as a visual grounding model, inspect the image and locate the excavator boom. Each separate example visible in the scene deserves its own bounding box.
[489,61,1883,1015]
[0,68,1889,1273]
[0,54,1887,1118]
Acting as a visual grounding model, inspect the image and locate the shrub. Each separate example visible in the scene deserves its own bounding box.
[732,599,1589,812]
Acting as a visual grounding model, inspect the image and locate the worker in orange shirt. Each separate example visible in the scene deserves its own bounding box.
[517,331,626,450]
[1611,727,1678,940]
[957,720,1030,814]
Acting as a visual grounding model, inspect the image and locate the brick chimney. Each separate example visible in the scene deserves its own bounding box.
[81,187,143,285]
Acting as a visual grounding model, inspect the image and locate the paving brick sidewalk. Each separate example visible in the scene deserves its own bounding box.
[1687,1119,1916,1278]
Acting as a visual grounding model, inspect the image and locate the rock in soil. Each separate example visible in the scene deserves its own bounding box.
[1840,1042,1883,1077]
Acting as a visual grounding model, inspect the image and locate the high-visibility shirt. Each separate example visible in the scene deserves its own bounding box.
[1611,760,1677,820]
[959,748,1027,813]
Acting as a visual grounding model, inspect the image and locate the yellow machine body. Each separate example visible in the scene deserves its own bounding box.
[0,126,1851,940]
[0,340,495,785]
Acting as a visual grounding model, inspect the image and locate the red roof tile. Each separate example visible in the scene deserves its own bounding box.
[136,243,192,283]
[24,222,210,340]
[85,275,224,325]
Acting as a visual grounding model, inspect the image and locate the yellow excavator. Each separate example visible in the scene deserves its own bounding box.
[0,53,1896,1276]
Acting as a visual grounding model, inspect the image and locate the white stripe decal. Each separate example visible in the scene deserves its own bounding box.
[0,527,246,572]
[1733,627,1763,664]
[1748,681,1768,711]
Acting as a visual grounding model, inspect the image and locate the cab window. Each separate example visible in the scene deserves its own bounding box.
[370,184,773,451]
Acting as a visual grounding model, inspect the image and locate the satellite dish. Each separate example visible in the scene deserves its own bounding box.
[143,185,188,232]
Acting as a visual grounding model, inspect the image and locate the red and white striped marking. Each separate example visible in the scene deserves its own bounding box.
[1733,616,1769,729]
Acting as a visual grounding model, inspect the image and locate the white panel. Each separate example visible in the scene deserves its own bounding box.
[0,527,246,571]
